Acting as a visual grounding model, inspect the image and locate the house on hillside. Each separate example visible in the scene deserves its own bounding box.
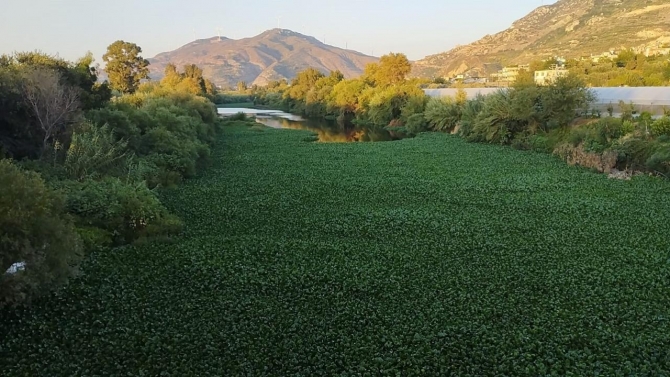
[591,50,619,63]
[534,68,568,86]
[493,65,530,83]
[644,46,670,57]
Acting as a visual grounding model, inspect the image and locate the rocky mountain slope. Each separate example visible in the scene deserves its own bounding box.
[412,0,670,78]
[148,29,378,87]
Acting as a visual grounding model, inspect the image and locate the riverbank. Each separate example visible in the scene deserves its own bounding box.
[2,123,670,375]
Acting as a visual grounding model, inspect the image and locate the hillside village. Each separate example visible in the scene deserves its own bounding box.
[414,0,670,86]
[438,42,670,87]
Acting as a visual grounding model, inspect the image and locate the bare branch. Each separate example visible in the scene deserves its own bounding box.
[21,67,80,155]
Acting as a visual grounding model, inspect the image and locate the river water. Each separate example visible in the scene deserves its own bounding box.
[217,107,407,142]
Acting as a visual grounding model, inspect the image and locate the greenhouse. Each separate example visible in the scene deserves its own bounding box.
[424,87,670,115]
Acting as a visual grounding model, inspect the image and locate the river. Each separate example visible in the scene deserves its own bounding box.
[217,107,408,142]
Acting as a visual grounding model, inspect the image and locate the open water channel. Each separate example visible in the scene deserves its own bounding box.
[217,107,407,142]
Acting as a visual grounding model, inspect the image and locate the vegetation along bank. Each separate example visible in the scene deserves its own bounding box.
[246,53,670,177]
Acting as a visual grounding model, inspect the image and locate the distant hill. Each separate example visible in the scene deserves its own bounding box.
[412,0,670,78]
[148,29,378,88]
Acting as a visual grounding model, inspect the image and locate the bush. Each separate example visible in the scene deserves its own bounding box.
[530,135,552,152]
[404,113,428,134]
[85,108,141,149]
[424,97,461,132]
[83,92,221,187]
[650,116,670,137]
[567,118,626,153]
[458,95,486,139]
[469,91,522,144]
[621,120,635,135]
[64,123,130,181]
[0,159,82,308]
[227,112,247,121]
[56,177,183,245]
[139,128,201,183]
[646,145,670,176]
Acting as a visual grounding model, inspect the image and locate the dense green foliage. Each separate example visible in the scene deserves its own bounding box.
[253,53,427,129]
[214,92,254,105]
[0,44,221,306]
[103,40,150,94]
[566,50,670,87]
[421,77,670,177]
[160,63,217,99]
[2,124,670,375]
[0,160,82,307]
[0,52,111,159]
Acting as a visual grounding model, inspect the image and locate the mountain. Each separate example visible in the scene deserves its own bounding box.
[148,29,378,88]
[412,0,670,78]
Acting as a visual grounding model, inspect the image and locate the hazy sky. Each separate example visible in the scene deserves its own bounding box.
[1,0,555,62]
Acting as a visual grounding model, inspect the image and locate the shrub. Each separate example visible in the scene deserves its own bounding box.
[139,127,202,183]
[567,118,626,153]
[85,108,141,149]
[650,116,670,137]
[458,95,486,139]
[619,100,636,121]
[404,113,428,134]
[424,97,461,132]
[645,145,670,176]
[621,120,635,135]
[0,159,82,308]
[637,111,653,124]
[57,177,183,245]
[64,122,130,181]
[469,90,525,144]
[228,112,247,121]
[527,134,551,153]
[537,75,595,128]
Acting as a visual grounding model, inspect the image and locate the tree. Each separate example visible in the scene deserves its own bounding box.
[161,63,182,88]
[204,79,217,96]
[285,68,325,113]
[0,64,40,159]
[287,68,324,100]
[330,79,368,114]
[513,69,536,89]
[0,159,82,308]
[178,64,206,95]
[11,51,110,110]
[375,53,412,86]
[237,81,248,92]
[103,41,150,94]
[22,67,80,155]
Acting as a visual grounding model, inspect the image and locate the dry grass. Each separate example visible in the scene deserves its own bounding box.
[554,143,618,173]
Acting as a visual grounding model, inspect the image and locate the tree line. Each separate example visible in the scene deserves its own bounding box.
[250,52,670,177]
[250,53,427,128]
[1,41,224,307]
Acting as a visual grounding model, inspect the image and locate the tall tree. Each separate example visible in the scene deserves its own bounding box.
[103,41,149,94]
[161,63,182,88]
[11,51,110,109]
[237,81,248,92]
[182,64,206,93]
[375,53,412,86]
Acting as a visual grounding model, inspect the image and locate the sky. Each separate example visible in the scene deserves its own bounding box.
[0,0,556,63]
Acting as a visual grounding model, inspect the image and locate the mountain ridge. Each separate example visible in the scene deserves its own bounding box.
[412,0,670,78]
[148,29,378,88]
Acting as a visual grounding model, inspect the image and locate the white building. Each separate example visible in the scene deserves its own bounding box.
[534,69,569,86]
